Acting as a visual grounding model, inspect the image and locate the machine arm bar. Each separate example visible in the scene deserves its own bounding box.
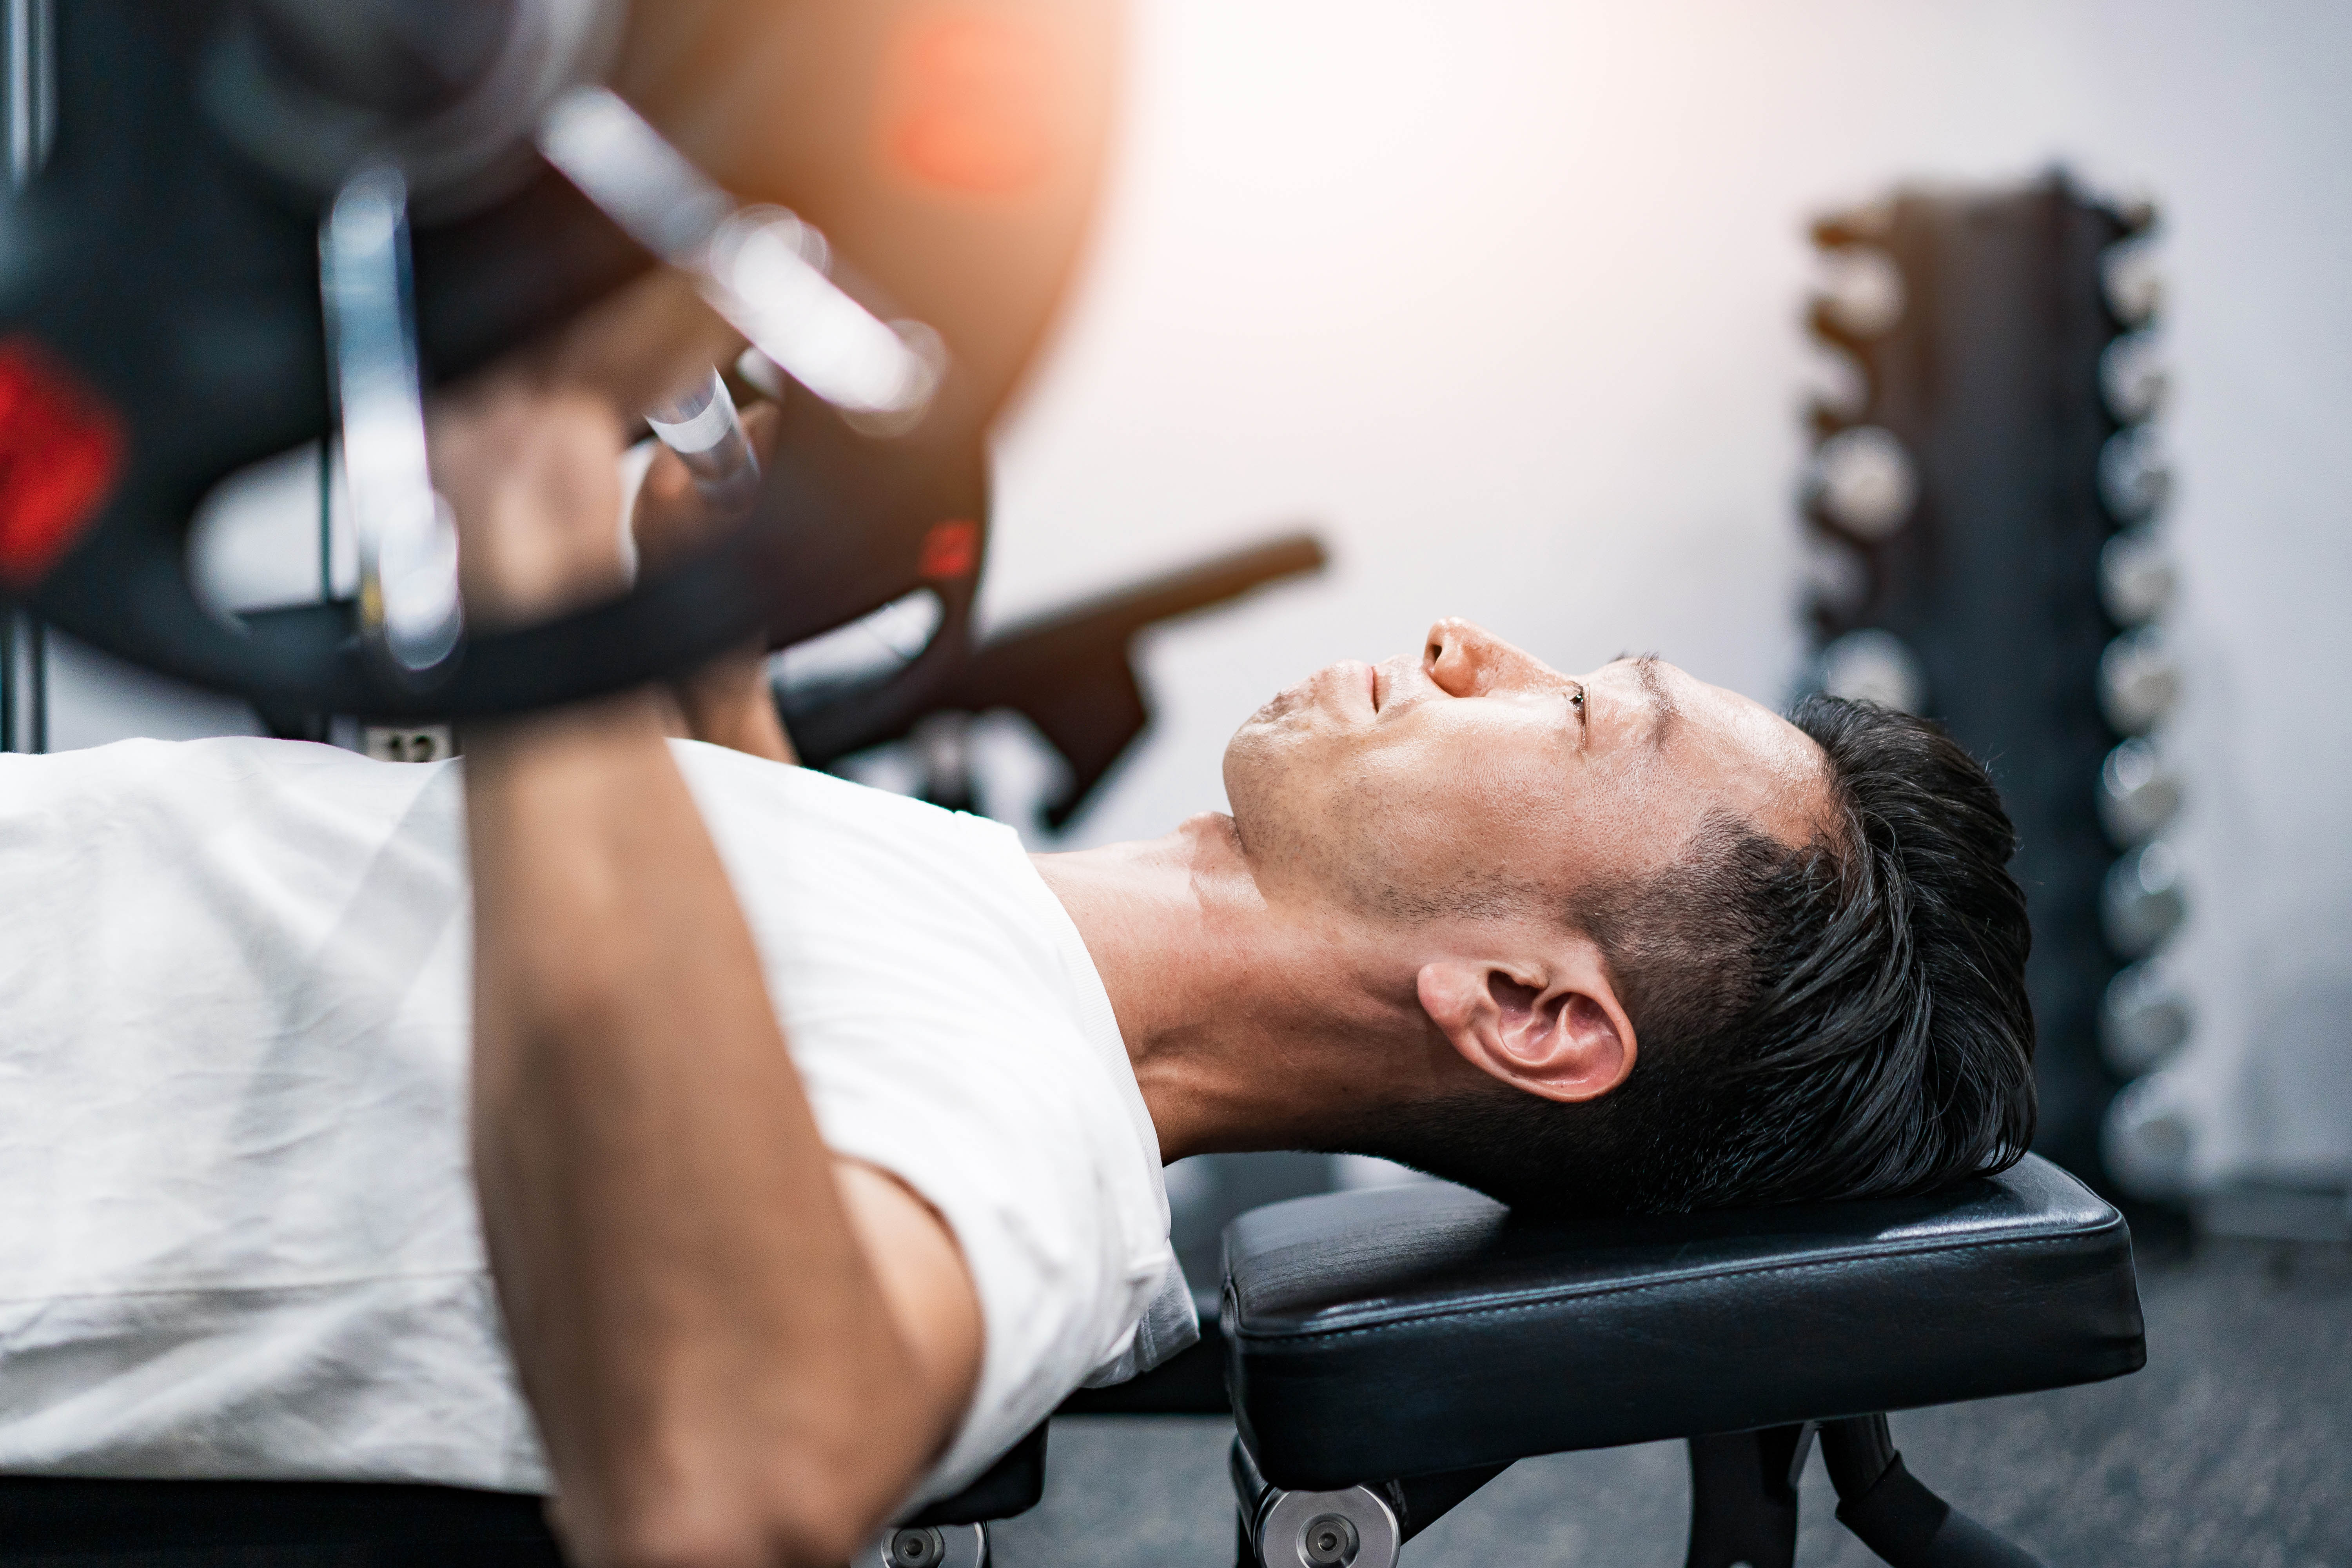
[792,529,1327,826]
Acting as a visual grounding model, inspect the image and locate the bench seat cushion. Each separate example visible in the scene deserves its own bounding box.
[1222,1155,2145,1489]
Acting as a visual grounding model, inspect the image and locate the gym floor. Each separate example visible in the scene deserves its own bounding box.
[994,1236,2350,1568]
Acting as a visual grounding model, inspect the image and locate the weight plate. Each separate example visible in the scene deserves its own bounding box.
[0,0,1117,717]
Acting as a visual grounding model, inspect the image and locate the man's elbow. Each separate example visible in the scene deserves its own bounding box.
[590,1464,888,1568]
[599,1518,864,1568]
[577,1388,951,1568]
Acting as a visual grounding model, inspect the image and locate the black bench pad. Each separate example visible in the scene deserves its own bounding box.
[1223,1154,2145,1490]
[0,1476,563,1565]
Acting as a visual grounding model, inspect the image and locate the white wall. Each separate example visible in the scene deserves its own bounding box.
[980,0,2352,1189]
[46,2,2351,1189]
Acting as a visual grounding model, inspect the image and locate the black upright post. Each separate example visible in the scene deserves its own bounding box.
[1,610,16,751]
[7,0,55,757]
[0,611,43,753]
[26,614,43,753]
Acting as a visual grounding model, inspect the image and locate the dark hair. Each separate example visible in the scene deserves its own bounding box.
[1361,695,2037,1215]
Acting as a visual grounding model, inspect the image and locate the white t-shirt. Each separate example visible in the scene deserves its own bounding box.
[0,737,1194,1505]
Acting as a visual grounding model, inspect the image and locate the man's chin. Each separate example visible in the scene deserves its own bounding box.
[1245,677,1314,730]
[1221,721,1279,820]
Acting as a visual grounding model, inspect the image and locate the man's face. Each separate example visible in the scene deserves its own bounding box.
[1223,619,1830,925]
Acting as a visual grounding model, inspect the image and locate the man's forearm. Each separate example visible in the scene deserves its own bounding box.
[465,695,930,1567]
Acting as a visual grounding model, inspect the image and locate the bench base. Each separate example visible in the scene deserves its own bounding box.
[1232,1414,2051,1568]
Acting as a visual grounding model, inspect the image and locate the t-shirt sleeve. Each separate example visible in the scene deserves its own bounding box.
[795,1018,1167,1505]
[674,749,1176,1508]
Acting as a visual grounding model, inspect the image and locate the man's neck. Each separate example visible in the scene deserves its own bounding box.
[1033,813,1462,1163]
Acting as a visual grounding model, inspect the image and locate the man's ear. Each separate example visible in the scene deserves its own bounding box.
[1416,944,1636,1105]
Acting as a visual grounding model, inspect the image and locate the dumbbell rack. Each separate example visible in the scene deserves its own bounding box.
[1800,171,2190,1197]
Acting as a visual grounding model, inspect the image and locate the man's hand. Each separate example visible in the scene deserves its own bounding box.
[430,269,738,627]
[430,378,630,627]
[631,400,798,763]
[441,272,980,1568]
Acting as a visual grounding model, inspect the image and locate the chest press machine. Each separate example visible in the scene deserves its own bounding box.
[0,2,2145,1563]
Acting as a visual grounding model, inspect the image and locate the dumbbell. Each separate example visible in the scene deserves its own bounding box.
[0,0,1117,719]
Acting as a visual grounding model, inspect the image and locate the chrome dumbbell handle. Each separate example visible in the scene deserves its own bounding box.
[1817,628,1929,716]
[1809,425,1917,541]
[537,86,944,427]
[2097,737,2182,845]
[2098,627,2181,735]
[2103,840,2187,958]
[2102,956,2192,1075]
[321,164,464,677]
[646,367,762,521]
[2099,528,2176,626]
[2098,426,2171,520]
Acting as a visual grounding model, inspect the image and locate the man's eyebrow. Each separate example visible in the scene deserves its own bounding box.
[1630,653,1676,748]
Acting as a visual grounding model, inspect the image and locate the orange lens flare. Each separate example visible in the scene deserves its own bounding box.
[884,11,1056,196]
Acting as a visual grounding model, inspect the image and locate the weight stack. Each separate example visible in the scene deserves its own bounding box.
[1798,171,2190,1194]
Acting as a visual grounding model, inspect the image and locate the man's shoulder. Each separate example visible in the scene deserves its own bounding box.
[666,743,1055,952]
[667,740,1020,851]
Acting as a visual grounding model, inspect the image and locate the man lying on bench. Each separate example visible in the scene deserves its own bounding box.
[0,274,2035,1568]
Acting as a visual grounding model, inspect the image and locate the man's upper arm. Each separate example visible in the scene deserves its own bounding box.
[831,1159,985,1460]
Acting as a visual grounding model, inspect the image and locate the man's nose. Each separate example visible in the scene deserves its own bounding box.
[1422,617,1507,697]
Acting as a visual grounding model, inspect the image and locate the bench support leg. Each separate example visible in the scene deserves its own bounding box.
[1228,1438,1506,1568]
[1684,1423,1811,1568]
[1819,1416,2047,1568]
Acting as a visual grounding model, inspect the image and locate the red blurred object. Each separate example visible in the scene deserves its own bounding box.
[0,338,123,590]
[919,517,982,579]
